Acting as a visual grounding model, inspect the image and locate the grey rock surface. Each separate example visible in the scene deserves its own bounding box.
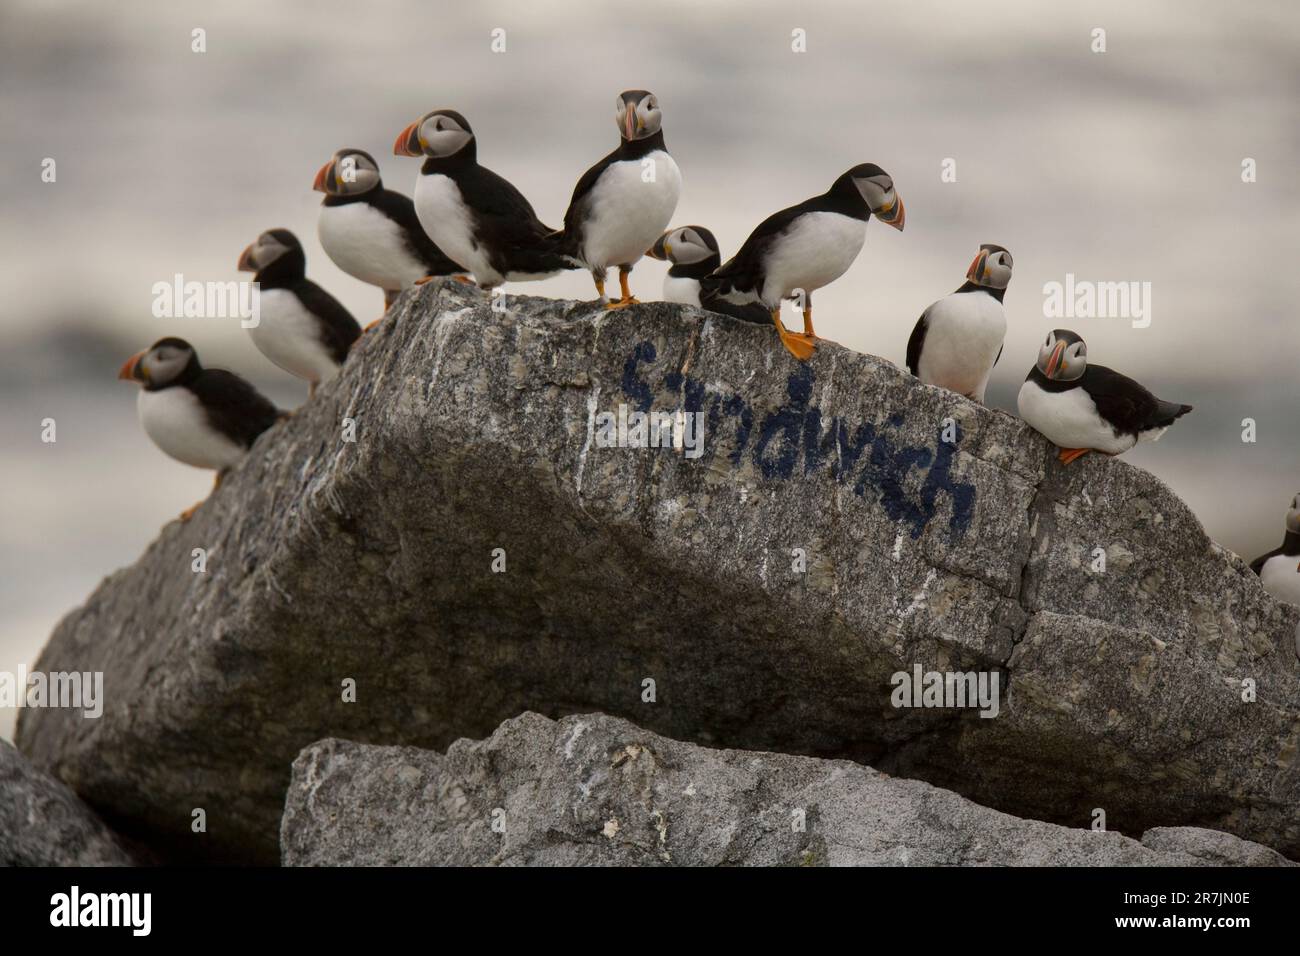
[16,280,1300,863]
[1,738,134,866]
[281,713,1294,867]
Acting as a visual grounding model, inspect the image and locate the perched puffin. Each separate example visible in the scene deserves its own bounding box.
[699,164,905,360]
[393,109,569,290]
[118,337,280,520]
[1017,329,1192,464]
[237,228,361,397]
[906,243,1012,404]
[644,226,768,324]
[313,147,464,317]
[1250,495,1300,605]
[561,90,681,308]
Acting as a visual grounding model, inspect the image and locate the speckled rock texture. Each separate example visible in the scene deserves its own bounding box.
[281,713,1294,867]
[16,280,1300,863]
[0,739,134,866]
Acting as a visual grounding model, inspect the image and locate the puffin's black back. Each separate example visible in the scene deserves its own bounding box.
[190,369,280,450]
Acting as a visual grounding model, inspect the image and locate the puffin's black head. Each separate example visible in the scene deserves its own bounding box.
[966,243,1013,290]
[843,164,905,231]
[646,225,719,265]
[616,90,662,142]
[1286,495,1300,534]
[237,228,304,276]
[314,148,382,196]
[118,337,200,390]
[394,110,474,159]
[1036,329,1087,381]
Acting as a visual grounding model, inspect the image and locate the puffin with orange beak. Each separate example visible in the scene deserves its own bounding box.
[314,147,464,317]
[118,337,280,521]
[392,108,570,291]
[906,243,1012,404]
[1017,329,1192,464]
[645,225,768,324]
[699,163,905,361]
[559,90,682,308]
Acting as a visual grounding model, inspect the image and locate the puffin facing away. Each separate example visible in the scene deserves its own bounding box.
[237,228,361,398]
[313,147,464,317]
[699,164,905,360]
[907,243,1012,404]
[1250,495,1300,605]
[561,90,682,308]
[1017,329,1192,464]
[118,337,280,520]
[393,109,570,290]
[644,226,768,324]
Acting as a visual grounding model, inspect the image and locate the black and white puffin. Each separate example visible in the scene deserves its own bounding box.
[237,228,361,397]
[644,226,768,324]
[699,164,905,360]
[1250,495,1300,605]
[118,337,280,520]
[313,147,464,316]
[393,109,569,290]
[1016,329,1192,464]
[561,90,681,308]
[906,243,1012,404]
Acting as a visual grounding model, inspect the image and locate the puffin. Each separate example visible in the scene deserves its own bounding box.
[1250,495,1300,605]
[1016,329,1192,464]
[392,109,569,290]
[118,337,280,520]
[313,147,464,319]
[906,243,1012,404]
[644,226,768,324]
[237,228,361,398]
[560,90,682,308]
[699,163,905,360]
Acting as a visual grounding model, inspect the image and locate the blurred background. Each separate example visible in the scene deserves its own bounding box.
[2,0,1298,738]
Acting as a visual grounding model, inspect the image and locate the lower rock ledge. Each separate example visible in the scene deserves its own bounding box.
[279,712,1293,867]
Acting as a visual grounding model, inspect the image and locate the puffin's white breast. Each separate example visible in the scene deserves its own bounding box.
[318,202,427,291]
[248,288,341,385]
[1260,555,1300,606]
[580,151,681,271]
[916,292,1007,402]
[1016,379,1135,454]
[760,211,866,307]
[662,274,701,307]
[413,173,490,283]
[137,387,245,470]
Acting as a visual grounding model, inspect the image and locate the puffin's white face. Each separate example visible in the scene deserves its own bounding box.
[967,244,1014,290]
[238,231,293,272]
[850,167,905,230]
[660,227,712,265]
[119,338,196,388]
[317,150,381,196]
[1287,495,1300,534]
[1037,330,1087,381]
[418,112,473,157]
[616,90,662,141]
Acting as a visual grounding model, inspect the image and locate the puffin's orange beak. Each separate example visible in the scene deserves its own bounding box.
[877,195,906,231]
[394,121,421,157]
[966,249,987,283]
[312,160,332,193]
[646,233,670,260]
[1044,340,1066,379]
[237,243,256,272]
[118,351,146,382]
[624,103,636,141]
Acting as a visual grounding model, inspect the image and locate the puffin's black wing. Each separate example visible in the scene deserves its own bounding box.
[561,146,622,254]
[370,188,462,275]
[905,307,931,376]
[458,163,568,274]
[702,199,818,299]
[1249,547,1281,576]
[699,290,772,326]
[1081,364,1192,435]
[191,370,280,450]
[294,280,362,365]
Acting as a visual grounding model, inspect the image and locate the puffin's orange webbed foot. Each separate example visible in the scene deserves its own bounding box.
[1057,447,1092,464]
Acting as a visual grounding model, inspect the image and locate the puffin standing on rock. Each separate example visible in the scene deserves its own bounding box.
[237,228,361,398]
[118,337,280,520]
[1250,495,1300,605]
[561,90,681,308]
[699,163,905,360]
[393,109,569,291]
[1017,329,1192,464]
[645,225,768,323]
[907,243,1012,404]
[313,147,463,317]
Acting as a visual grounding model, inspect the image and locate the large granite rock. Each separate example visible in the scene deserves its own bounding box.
[281,713,1294,866]
[16,280,1300,863]
[1,739,133,866]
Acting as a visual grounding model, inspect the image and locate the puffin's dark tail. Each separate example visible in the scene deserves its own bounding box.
[1154,400,1193,426]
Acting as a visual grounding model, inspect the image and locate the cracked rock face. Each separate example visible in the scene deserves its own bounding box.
[1,739,134,866]
[16,281,1300,863]
[281,713,1294,866]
